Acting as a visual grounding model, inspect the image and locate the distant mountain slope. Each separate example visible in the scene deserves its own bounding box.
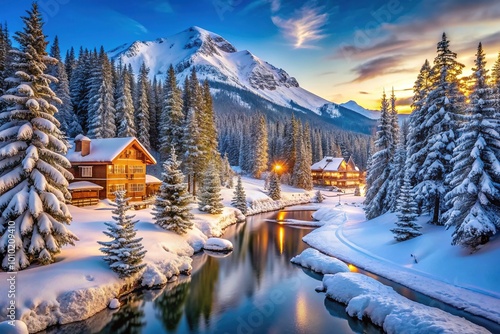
[109,26,376,134]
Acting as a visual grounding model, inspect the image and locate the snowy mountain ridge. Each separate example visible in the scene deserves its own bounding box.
[109,26,341,118]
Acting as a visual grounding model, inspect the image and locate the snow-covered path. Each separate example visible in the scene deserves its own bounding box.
[303,199,500,325]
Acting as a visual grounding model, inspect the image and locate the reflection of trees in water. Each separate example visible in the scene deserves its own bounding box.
[153,281,190,331]
[99,293,146,334]
[323,298,384,334]
[185,256,219,331]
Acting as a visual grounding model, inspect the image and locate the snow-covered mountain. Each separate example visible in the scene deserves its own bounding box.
[340,100,379,120]
[109,26,341,118]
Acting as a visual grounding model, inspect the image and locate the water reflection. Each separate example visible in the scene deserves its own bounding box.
[51,209,499,334]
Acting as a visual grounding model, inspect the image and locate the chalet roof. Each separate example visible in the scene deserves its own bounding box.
[311,156,344,171]
[146,174,161,184]
[68,181,103,191]
[66,137,156,164]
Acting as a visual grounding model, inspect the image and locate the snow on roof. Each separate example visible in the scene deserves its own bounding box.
[74,134,90,141]
[68,181,103,191]
[146,174,161,184]
[66,137,156,164]
[311,157,344,171]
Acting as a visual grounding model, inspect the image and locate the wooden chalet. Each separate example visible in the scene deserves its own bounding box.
[66,135,160,206]
[311,156,364,188]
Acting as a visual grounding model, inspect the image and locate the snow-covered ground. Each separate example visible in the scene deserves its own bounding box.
[0,176,312,333]
[1,176,499,332]
[302,194,500,325]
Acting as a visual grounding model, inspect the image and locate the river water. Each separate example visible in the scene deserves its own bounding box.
[48,209,498,334]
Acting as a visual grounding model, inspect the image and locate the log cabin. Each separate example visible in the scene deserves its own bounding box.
[66,135,160,206]
[311,156,364,188]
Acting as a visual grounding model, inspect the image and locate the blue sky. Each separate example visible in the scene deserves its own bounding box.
[3,0,500,111]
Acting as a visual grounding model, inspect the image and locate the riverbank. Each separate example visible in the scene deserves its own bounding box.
[0,177,311,333]
[302,195,500,326]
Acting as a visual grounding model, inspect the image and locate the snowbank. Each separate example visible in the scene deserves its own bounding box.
[204,237,234,252]
[0,320,29,334]
[321,272,490,334]
[291,248,349,274]
[303,204,500,324]
[0,203,240,333]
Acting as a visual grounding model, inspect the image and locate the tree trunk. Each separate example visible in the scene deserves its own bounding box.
[187,174,191,193]
[432,194,440,225]
[193,173,197,198]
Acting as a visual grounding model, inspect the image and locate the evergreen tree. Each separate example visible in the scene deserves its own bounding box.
[135,62,151,149]
[64,47,76,83]
[406,60,433,187]
[268,172,281,200]
[153,148,194,234]
[98,190,146,278]
[283,114,298,173]
[0,3,78,270]
[231,175,247,214]
[364,91,395,219]
[220,153,234,188]
[313,190,324,203]
[444,43,500,250]
[200,79,220,172]
[0,23,12,104]
[87,47,116,138]
[252,114,269,179]
[198,161,224,214]
[70,47,92,133]
[149,76,161,150]
[292,124,313,190]
[160,65,184,158]
[391,173,421,241]
[182,106,202,196]
[415,33,465,225]
[115,64,136,137]
[386,120,409,211]
[389,87,400,156]
[49,36,81,138]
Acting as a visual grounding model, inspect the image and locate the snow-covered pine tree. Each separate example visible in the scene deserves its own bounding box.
[391,173,421,241]
[415,33,465,225]
[313,190,324,203]
[292,124,313,190]
[159,65,184,159]
[283,114,298,174]
[148,76,161,151]
[252,114,269,179]
[0,23,12,109]
[87,46,116,138]
[153,148,193,234]
[220,152,234,188]
[386,120,409,211]
[116,64,136,137]
[198,161,224,214]
[364,90,396,219]
[182,104,202,196]
[200,79,220,172]
[64,47,76,83]
[231,175,247,214]
[48,36,81,138]
[135,62,151,149]
[443,43,500,250]
[389,87,400,156]
[98,190,146,278]
[0,3,78,270]
[268,171,281,200]
[70,47,92,133]
[406,60,433,189]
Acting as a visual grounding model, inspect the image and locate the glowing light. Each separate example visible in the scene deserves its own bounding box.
[274,164,282,172]
[277,211,286,222]
[278,226,285,254]
[348,264,358,272]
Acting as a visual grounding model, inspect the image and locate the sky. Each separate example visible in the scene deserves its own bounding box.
[2,0,500,113]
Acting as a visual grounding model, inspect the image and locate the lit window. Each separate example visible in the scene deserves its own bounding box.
[129,166,144,174]
[80,166,92,177]
[114,165,126,174]
[109,184,125,192]
[129,183,144,192]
